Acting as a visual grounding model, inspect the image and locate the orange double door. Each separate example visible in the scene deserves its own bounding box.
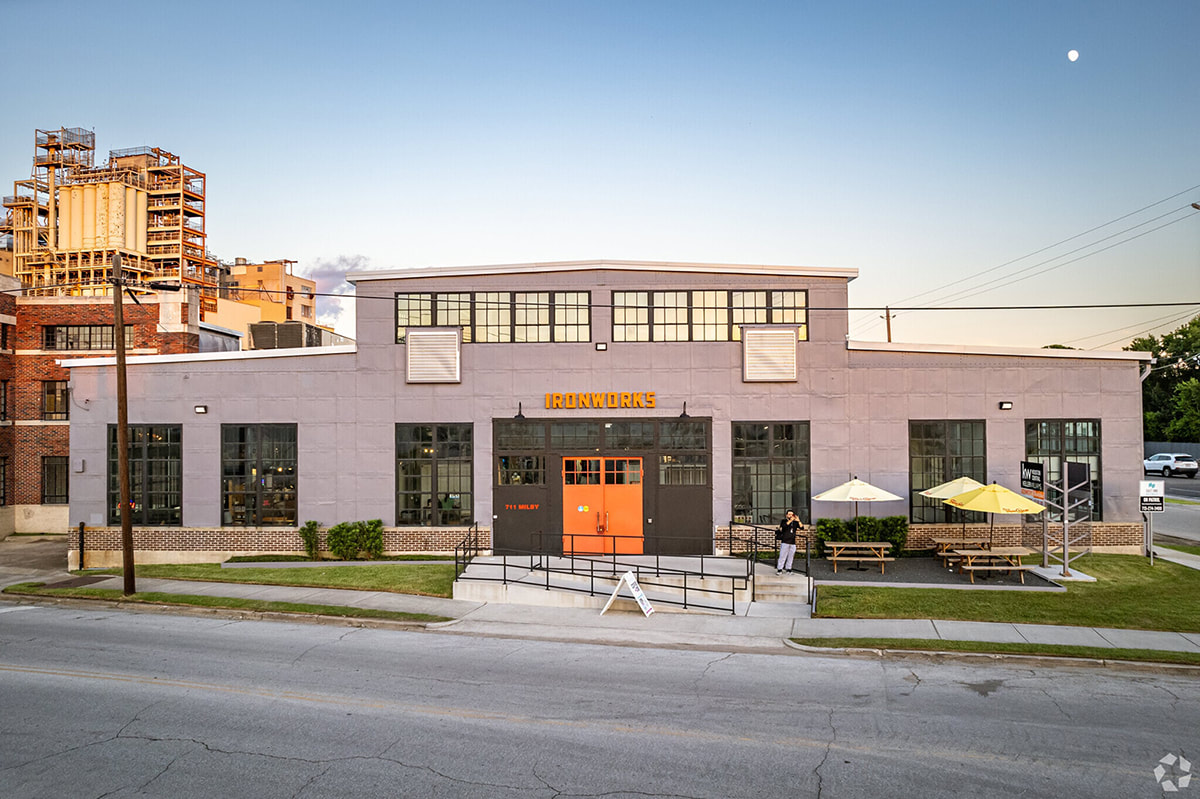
[562,457,644,554]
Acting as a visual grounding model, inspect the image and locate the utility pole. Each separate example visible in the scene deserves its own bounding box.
[882,306,893,342]
[111,252,135,595]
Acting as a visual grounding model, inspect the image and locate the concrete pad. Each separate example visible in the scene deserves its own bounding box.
[746,601,812,619]
[1094,628,1200,653]
[789,618,939,639]
[1182,632,1200,648]
[1030,565,1096,582]
[1013,623,1113,647]
[932,620,1028,644]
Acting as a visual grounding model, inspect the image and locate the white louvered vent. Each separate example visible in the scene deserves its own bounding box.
[406,329,461,383]
[742,327,798,382]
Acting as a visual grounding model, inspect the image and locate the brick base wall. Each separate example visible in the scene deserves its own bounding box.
[67,525,494,569]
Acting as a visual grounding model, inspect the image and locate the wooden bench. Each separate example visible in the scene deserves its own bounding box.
[959,564,1034,584]
[825,555,896,574]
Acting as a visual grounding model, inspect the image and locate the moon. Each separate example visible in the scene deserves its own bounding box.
[1068,49,1079,62]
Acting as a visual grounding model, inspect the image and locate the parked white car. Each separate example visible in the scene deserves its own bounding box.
[1143,453,1199,478]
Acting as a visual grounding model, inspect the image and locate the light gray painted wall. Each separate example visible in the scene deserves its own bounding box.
[67,267,1147,530]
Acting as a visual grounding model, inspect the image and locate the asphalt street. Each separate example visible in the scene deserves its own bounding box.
[1,605,1198,799]
[1148,476,1200,543]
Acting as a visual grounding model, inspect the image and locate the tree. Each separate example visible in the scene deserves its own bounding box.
[1127,315,1200,441]
[1164,379,1200,442]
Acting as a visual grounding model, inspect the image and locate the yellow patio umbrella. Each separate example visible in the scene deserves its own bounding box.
[919,476,985,540]
[943,482,1046,546]
[813,477,903,541]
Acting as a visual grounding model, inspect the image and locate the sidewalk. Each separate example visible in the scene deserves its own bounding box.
[2,535,1199,657]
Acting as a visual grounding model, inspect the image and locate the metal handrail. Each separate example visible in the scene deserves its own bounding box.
[453,521,480,579]
[461,543,748,615]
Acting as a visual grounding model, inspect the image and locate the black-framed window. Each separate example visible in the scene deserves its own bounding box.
[495,420,547,486]
[0,457,7,505]
[613,289,808,342]
[909,420,987,524]
[42,381,69,420]
[1025,420,1102,522]
[41,456,68,504]
[0,380,7,421]
[396,424,473,526]
[108,425,182,525]
[732,422,811,524]
[658,420,710,486]
[221,424,297,526]
[397,292,590,343]
[43,325,133,350]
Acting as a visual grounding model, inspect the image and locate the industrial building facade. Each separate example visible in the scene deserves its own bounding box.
[62,260,1150,566]
[0,127,331,535]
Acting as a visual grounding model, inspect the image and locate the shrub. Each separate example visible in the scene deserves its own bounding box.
[812,515,908,556]
[298,520,322,560]
[325,519,386,561]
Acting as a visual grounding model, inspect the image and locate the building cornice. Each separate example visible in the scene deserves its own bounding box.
[848,339,1153,362]
[347,259,860,284]
[60,344,357,369]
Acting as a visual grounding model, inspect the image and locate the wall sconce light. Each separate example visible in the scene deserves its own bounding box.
[595,342,608,351]
[679,401,689,418]
[514,402,525,419]
[194,405,208,414]
[998,401,1013,410]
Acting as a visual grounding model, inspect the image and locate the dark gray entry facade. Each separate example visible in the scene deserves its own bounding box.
[492,417,713,555]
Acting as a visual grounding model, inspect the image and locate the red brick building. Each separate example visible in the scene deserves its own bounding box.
[2,287,210,535]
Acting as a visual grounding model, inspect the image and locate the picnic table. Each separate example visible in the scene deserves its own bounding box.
[953,546,1035,584]
[932,537,991,567]
[826,541,894,574]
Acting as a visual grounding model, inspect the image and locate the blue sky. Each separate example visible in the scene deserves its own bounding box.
[2,0,1197,346]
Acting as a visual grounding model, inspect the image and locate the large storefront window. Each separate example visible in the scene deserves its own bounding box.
[396,293,590,343]
[1025,420,1102,521]
[613,290,808,342]
[108,425,182,525]
[732,422,810,524]
[908,420,987,524]
[221,424,297,526]
[396,424,473,526]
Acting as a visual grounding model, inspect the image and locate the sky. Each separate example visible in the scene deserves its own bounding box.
[1,0,1197,347]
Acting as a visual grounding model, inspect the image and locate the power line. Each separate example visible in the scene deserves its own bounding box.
[849,185,1200,336]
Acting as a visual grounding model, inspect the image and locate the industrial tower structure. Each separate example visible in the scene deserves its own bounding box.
[1,127,220,317]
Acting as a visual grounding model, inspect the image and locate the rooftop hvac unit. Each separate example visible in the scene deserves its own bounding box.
[248,322,277,350]
[275,321,304,349]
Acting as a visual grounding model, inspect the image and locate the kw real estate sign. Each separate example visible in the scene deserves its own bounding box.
[1020,460,1045,500]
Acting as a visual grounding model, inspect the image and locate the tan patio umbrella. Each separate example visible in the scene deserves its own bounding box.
[919,476,985,540]
[813,477,903,541]
[943,482,1046,546]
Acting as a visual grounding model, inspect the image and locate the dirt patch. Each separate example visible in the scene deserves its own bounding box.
[38,575,111,589]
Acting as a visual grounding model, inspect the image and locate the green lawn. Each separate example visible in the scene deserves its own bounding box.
[86,562,456,598]
[3,582,449,623]
[814,555,1200,632]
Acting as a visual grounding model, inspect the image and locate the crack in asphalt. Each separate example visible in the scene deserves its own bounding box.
[813,707,836,799]
[290,627,361,665]
[1039,688,1072,720]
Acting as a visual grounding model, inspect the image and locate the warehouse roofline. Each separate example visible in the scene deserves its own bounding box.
[346,259,860,284]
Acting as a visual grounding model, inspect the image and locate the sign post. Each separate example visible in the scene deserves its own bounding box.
[1020,461,1048,567]
[1140,480,1166,565]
